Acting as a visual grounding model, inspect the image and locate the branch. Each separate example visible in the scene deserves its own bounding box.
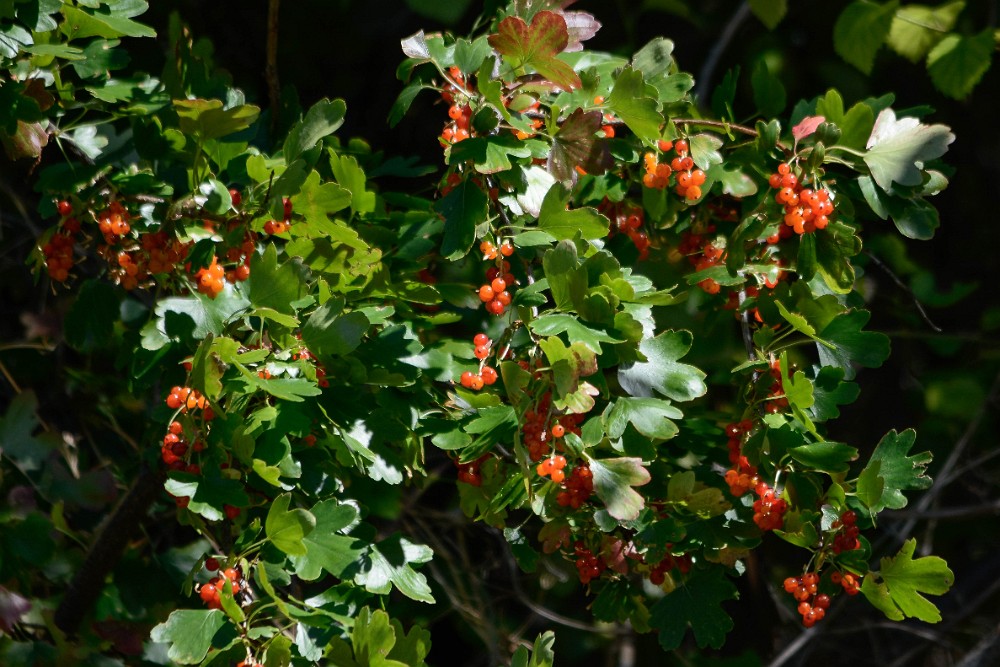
[864,250,942,332]
[694,1,752,104]
[54,465,165,635]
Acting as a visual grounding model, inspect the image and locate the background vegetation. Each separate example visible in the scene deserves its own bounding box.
[1,1,998,666]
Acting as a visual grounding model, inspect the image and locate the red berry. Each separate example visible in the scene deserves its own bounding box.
[551,424,566,438]
[205,557,219,571]
[491,277,506,293]
[56,200,73,216]
[481,366,498,385]
[473,333,490,347]
[282,197,293,220]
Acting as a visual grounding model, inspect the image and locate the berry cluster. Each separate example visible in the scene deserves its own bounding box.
[96,202,131,241]
[194,256,227,298]
[161,420,204,472]
[263,197,294,235]
[165,385,212,416]
[293,344,330,388]
[768,164,835,235]
[455,454,489,486]
[782,573,830,627]
[573,542,605,585]
[752,479,788,531]
[556,463,593,508]
[831,510,861,554]
[520,392,583,460]
[599,200,651,260]
[459,332,499,390]
[764,357,790,414]
[642,139,706,201]
[107,231,191,291]
[477,257,516,316]
[197,566,243,610]
[722,419,759,497]
[440,67,472,145]
[831,570,862,595]
[536,454,567,483]
[648,551,692,585]
[676,225,724,295]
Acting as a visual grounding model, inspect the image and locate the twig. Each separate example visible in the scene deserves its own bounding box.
[265,0,282,133]
[54,465,166,635]
[891,368,1000,545]
[694,1,751,104]
[864,250,942,332]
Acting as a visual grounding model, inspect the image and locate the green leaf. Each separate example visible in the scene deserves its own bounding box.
[537,182,610,241]
[666,471,730,517]
[808,366,860,421]
[688,133,724,171]
[290,499,366,581]
[632,37,675,80]
[788,441,858,474]
[607,66,662,144]
[604,397,682,440]
[247,245,309,315]
[618,330,707,402]
[434,179,488,261]
[198,178,232,215]
[64,279,120,352]
[539,336,600,414]
[649,570,737,650]
[448,133,535,173]
[173,99,260,141]
[149,287,251,344]
[61,3,156,39]
[816,310,890,381]
[355,533,435,603]
[862,539,954,622]
[857,459,885,510]
[454,35,492,75]
[889,197,940,240]
[887,1,964,63]
[833,1,899,74]
[529,313,623,354]
[302,301,370,357]
[0,391,56,471]
[488,11,582,91]
[265,493,316,556]
[751,59,786,116]
[864,108,955,191]
[862,429,932,511]
[284,98,346,162]
[588,456,651,521]
[926,29,995,100]
[330,152,376,215]
[150,610,229,664]
[749,0,788,29]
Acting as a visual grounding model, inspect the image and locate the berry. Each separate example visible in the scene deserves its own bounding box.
[205,557,219,571]
[480,366,498,385]
[499,241,514,256]
[473,333,490,347]
[490,277,506,293]
[551,423,565,438]
[56,200,73,216]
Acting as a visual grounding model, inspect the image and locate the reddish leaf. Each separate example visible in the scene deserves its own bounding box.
[561,11,601,52]
[792,115,825,141]
[488,11,582,91]
[548,108,612,182]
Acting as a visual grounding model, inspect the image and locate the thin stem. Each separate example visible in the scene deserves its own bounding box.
[694,1,751,104]
[864,250,942,332]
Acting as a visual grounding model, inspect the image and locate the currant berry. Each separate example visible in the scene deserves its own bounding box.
[551,423,565,438]
[205,557,219,571]
[473,333,490,347]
